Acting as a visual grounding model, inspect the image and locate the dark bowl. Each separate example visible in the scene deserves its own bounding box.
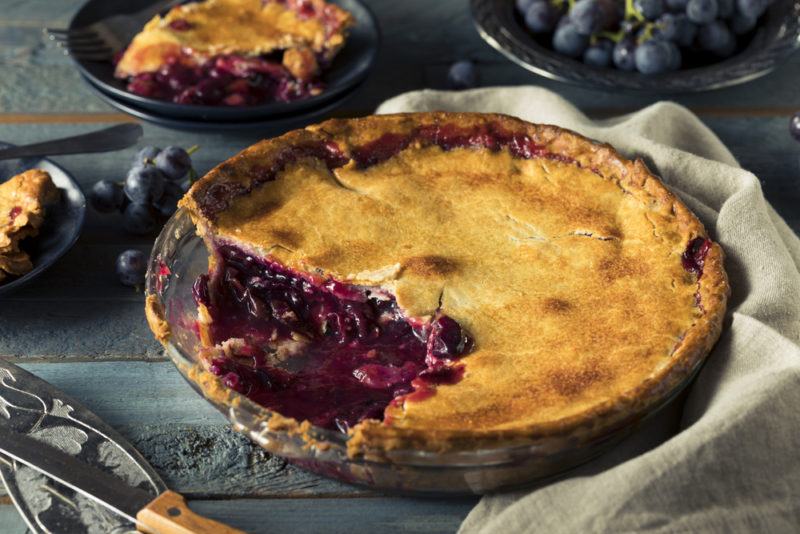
[0,145,86,297]
[83,73,364,131]
[71,0,379,120]
[471,0,800,92]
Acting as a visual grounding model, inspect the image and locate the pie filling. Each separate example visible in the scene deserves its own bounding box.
[122,53,323,106]
[193,243,473,432]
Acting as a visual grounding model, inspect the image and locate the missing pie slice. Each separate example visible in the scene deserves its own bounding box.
[147,112,729,457]
[0,169,59,283]
[114,0,353,106]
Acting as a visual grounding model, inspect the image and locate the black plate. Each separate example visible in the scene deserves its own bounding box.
[71,0,379,120]
[84,73,363,131]
[0,145,86,297]
[471,0,800,92]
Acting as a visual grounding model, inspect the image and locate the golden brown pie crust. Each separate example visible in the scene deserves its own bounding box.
[115,0,353,79]
[0,169,59,283]
[167,112,729,458]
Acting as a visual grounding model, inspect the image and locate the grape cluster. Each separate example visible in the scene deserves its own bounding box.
[88,145,198,235]
[516,0,774,74]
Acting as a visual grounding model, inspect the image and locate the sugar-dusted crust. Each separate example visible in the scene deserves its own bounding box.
[115,0,353,78]
[176,112,729,457]
[0,169,59,283]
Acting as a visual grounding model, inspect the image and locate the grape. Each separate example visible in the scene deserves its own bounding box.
[123,202,157,235]
[634,0,664,20]
[569,0,619,36]
[736,0,767,18]
[717,0,734,17]
[154,146,192,181]
[124,165,166,204]
[686,0,718,23]
[88,180,124,213]
[612,39,638,71]
[697,21,736,56]
[583,40,613,67]
[116,249,147,287]
[515,0,536,13]
[153,181,182,219]
[730,13,757,35]
[664,40,682,70]
[524,2,559,33]
[665,0,689,10]
[553,21,589,57]
[447,60,477,89]
[789,112,800,142]
[656,13,696,46]
[635,39,673,74]
[132,146,160,166]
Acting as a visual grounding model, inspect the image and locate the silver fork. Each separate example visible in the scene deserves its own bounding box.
[44,0,184,61]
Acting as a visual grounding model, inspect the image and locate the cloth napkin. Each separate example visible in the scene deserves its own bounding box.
[377,87,800,533]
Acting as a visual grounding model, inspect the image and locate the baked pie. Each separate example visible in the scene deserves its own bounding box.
[115,0,353,106]
[0,169,59,283]
[147,112,728,458]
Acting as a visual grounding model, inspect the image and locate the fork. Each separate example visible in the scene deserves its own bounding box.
[44,0,184,61]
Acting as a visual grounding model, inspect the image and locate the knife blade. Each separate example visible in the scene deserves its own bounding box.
[0,418,245,533]
[0,123,142,161]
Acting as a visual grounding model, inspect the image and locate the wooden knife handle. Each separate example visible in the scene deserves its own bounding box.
[136,490,246,534]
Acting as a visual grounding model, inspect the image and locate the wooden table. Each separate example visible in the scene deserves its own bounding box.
[1,1,797,532]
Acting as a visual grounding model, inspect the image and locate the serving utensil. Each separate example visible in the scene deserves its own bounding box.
[0,359,243,533]
[0,123,142,161]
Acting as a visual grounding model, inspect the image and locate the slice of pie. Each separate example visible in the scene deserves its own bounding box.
[0,169,59,283]
[147,112,729,458]
[114,0,353,106]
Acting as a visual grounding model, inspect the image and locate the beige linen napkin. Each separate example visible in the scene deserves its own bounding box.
[377,87,800,533]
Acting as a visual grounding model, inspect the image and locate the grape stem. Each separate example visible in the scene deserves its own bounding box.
[187,144,200,155]
[625,0,644,21]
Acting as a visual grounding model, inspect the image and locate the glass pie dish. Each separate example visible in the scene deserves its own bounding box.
[145,208,704,495]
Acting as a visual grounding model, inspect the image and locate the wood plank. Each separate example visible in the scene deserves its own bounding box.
[0,2,799,114]
[0,497,477,533]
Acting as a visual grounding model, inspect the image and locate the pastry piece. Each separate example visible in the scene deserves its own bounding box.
[0,169,59,282]
[115,0,353,106]
[154,112,729,458]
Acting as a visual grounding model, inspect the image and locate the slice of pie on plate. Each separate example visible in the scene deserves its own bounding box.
[115,0,354,106]
[0,169,59,283]
[146,112,729,459]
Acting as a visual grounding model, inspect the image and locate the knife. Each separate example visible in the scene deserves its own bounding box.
[0,123,142,160]
[0,428,245,534]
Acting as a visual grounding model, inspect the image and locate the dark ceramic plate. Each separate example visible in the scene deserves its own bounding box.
[0,145,86,297]
[71,0,379,120]
[84,73,363,131]
[471,0,800,92]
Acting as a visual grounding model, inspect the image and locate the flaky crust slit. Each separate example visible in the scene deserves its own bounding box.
[172,112,729,458]
[0,169,59,283]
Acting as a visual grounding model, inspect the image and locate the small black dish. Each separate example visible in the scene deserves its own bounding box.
[84,73,364,131]
[0,145,86,297]
[471,0,800,92]
[70,0,379,120]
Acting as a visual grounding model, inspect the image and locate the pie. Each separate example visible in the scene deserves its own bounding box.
[0,169,59,283]
[114,0,353,106]
[146,112,729,458]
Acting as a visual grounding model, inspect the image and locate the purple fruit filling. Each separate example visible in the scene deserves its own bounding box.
[194,244,472,432]
[124,54,323,106]
[682,237,712,277]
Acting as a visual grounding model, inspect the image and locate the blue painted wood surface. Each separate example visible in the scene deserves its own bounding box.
[0,0,798,532]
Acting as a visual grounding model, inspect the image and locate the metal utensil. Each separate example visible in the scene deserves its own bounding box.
[0,431,244,533]
[0,359,242,533]
[0,123,142,161]
[45,0,184,61]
